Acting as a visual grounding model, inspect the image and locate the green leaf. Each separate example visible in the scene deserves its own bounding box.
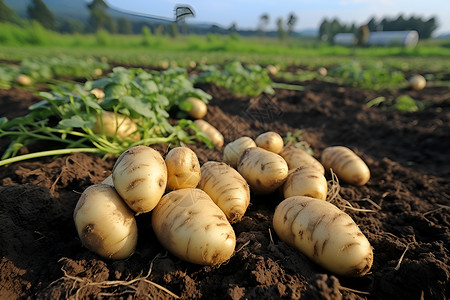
[121,96,154,118]
[91,77,111,89]
[0,117,8,129]
[59,115,93,128]
[393,95,418,112]
[367,96,387,108]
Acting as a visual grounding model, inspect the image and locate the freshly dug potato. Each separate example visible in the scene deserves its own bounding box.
[15,74,32,86]
[321,146,370,186]
[186,97,207,119]
[73,184,138,260]
[237,147,288,194]
[273,196,373,277]
[165,147,201,190]
[198,161,250,223]
[409,74,426,91]
[317,67,328,77]
[194,119,224,148]
[152,188,236,265]
[90,88,105,99]
[223,136,257,168]
[280,146,325,175]
[255,131,284,154]
[93,111,140,141]
[282,166,327,200]
[113,145,167,213]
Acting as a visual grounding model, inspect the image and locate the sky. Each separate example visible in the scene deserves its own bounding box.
[107,0,450,36]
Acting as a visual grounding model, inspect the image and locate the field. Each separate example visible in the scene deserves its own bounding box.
[0,36,449,299]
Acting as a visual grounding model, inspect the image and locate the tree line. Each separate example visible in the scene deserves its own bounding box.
[319,15,438,42]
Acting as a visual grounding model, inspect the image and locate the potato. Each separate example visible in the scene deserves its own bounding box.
[409,74,426,91]
[90,88,105,99]
[15,74,32,86]
[194,119,224,148]
[198,161,250,223]
[165,147,201,190]
[237,147,288,194]
[186,97,207,119]
[280,146,325,175]
[223,136,257,168]
[267,64,280,75]
[317,67,328,77]
[282,166,327,200]
[255,131,284,154]
[113,145,167,213]
[73,184,138,260]
[152,188,236,265]
[93,111,140,141]
[273,196,373,277]
[321,146,370,186]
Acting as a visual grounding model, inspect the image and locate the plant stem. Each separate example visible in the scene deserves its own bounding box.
[0,148,103,167]
[272,82,306,91]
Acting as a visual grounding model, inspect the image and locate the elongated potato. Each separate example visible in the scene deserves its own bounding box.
[273,196,373,277]
[93,111,140,141]
[280,146,324,175]
[73,184,138,260]
[223,136,257,168]
[255,131,284,154]
[321,146,370,186]
[152,188,236,265]
[237,147,288,194]
[186,97,207,119]
[113,145,167,213]
[194,119,224,148]
[198,161,250,223]
[165,147,201,190]
[282,166,327,200]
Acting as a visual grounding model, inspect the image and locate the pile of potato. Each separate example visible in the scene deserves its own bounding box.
[74,128,374,277]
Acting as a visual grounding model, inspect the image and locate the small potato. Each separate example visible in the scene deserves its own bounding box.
[152,188,236,265]
[267,64,280,75]
[273,196,373,277]
[186,97,207,119]
[93,111,140,141]
[194,119,224,148]
[15,74,32,86]
[165,147,201,190]
[90,88,105,99]
[198,161,250,223]
[321,146,370,186]
[237,147,288,194]
[280,146,325,175]
[73,184,138,260]
[282,166,327,200]
[317,67,328,77]
[409,74,426,91]
[255,131,284,154]
[223,136,257,168]
[113,145,167,213]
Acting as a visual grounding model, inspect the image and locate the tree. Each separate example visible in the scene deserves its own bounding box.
[276,17,287,41]
[318,18,330,41]
[27,0,56,30]
[118,17,132,34]
[287,12,297,36]
[0,0,14,23]
[87,0,111,32]
[258,13,269,36]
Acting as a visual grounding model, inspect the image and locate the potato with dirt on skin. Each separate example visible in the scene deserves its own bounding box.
[113,145,167,213]
[409,74,426,91]
[152,188,236,265]
[198,161,250,223]
[273,196,373,277]
[73,184,138,260]
[194,119,224,148]
[93,111,140,141]
[282,165,327,200]
[321,146,370,186]
[237,147,288,194]
[165,147,201,190]
[223,136,257,168]
[255,131,284,154]
[185,97,207,119]
[280,146,325,175]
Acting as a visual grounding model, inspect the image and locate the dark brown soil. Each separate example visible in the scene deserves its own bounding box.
[0,75,449,299]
